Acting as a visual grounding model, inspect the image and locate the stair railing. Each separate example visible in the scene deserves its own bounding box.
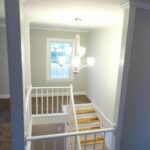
[31,86,70,116]
[27,128,114,150]
[25,84,115,150]
[24,85,32,150]
[67,84,81,150]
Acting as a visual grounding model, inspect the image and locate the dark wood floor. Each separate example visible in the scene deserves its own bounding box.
[0,95,90,150]
[32,95,90,114]
[0,99,12,150]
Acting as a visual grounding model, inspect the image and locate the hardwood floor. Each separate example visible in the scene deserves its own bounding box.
[0,95,90,150]
[0,99,12,150]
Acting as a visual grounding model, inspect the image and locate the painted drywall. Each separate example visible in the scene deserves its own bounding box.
[30,28,88,92]
[120,8,150,150]
[86,25,123,123]
[0,23,31,97]
[32,124,65,150]
[0,26,9,96]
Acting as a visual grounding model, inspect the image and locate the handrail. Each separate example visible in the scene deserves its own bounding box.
[25,85,116,150]
[70,84,79,132]
[26,127,115,141]
[31,86,70,89]
[69,84,81,150]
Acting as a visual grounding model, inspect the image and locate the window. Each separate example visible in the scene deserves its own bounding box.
[46,38,74,81]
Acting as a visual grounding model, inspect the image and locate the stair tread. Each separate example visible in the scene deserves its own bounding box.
[82,147,107,150]
[76,108,96,114]
[77,116,99,124]
[80,139,105,146]
[80,136,104,144]
[79,126,100,131]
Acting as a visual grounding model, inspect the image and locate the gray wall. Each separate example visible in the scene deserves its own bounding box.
[0,23,31,97]
[86,25,123,122]
[0,26,9,95]
[120,8,150,150]
[30,28,88,92]
[33,124,65,150]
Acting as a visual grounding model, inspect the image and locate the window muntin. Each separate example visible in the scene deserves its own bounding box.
[46,39,74,80]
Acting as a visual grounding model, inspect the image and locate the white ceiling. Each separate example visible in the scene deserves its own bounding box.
[24,0,123,29]
[0,0,123,29]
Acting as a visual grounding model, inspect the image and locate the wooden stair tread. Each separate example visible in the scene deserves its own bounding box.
[80,136,104,144]
[79,126,100,131]
[76,108,96,114]
[77,117,99,124]
[81,148,107,150]
[80,139,105,146]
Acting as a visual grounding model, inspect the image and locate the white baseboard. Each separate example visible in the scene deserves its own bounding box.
[0,95,10,99]
[85,93,94,103]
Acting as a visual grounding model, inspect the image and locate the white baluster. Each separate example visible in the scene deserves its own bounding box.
[74,135,77,150]
[84,134,87,150]
[64,137,66,150]
[54,139,57,150]
[57,88,59,113]
[36,89,38,114]
[67,88,69,105]
[42,140,46,150]
[41,88,43,114]
[62,88,64,113]
[47,88,48,114]
[52,88,54,114]
[93,133,97,150]
[31,141,34,150]
[103,132,106,150]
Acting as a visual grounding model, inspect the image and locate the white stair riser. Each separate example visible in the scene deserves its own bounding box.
[76,113,97,119]
[78,122,100,129]
[75,103,95,109]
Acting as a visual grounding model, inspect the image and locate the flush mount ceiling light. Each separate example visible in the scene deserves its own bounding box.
[58,18,95,74]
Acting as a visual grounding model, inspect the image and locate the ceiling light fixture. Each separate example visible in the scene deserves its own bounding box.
[58,18,95,74]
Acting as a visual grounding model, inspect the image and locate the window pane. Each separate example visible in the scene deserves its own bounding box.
[49,41,72,79]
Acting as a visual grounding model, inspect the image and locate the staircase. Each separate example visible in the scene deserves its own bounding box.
[26,85,114,150]
[75,104,107,150]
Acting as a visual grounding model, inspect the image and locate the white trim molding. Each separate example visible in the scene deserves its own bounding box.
[0,95,10,99]
[120,0,130,9]
[30,24,89,33]
[114,3,137,150]
[121,0,150,10]
[46,38,74,81]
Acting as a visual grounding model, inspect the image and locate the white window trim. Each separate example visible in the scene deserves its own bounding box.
[46,38,74,81]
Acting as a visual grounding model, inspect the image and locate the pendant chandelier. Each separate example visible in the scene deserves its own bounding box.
[58,18,95,74]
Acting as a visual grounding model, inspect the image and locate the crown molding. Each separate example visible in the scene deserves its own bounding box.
[30,25,89,33]
[121,0,150,10]
[120,0,130,9]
